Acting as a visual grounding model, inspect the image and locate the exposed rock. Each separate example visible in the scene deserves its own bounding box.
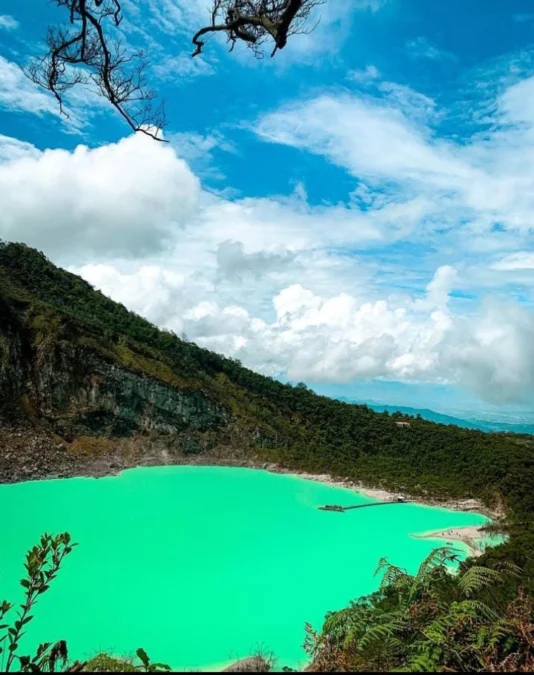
[0,328,275,483]
[221,656,271,672]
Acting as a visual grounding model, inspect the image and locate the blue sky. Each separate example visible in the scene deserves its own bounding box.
[1,0,534,417]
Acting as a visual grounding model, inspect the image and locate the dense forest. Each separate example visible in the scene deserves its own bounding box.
[1,241,533,666]
[305,547,534,672]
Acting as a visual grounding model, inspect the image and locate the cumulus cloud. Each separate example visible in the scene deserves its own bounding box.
[73,260,534,404]
[3,59,534,404]
[215,240,297,282]
[445,302,534,403]
[0,133,200,258]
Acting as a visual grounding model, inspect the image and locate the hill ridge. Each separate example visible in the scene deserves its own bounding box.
[1,242,533,523]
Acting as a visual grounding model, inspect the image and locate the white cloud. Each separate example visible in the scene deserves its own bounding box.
[445,302,534,403]
[256,92,466,191]
[0,134,40,163]
[153,53,215,81]
[0,133,200,258]
[0,15,18,30]
[255,75,534,243]
[421,265,458,309]
[168,131,235,179]
[268,0,388,65]
[0,56,109,133]
[274,0,367,63]
[73,260,534,404]
[0,56,63,119]
[492,252,534,271]
[3,57,534,404]
[215,240,297,282]
[406,36,458,62]
[349,65,381,84]
[144,0,211,36]
[141,0,386,66]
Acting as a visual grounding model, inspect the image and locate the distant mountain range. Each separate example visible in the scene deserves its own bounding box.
[336,399,534,435]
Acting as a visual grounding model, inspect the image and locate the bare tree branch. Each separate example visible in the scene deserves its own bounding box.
[192,0,324,58]
[25,0,167,140]
[26,0,323,138]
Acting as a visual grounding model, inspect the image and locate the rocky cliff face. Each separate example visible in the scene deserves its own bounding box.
[31,342,231,439]
[0,298,31,414]
[0,315,269,483]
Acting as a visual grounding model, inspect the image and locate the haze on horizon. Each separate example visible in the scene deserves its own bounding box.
[1,0,534,417]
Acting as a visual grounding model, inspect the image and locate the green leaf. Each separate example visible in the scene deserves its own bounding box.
[136,648,150,667]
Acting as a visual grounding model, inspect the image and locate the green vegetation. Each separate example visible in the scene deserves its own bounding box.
[0,533,77,672]
[1,241,534,670]
[305,548,533,672]
[83,653,138,672]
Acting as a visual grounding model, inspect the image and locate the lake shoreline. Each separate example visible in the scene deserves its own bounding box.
[268,467,496,556]
[102,457,502,554]
[1,458,500,672]
[3,452,501,554]
[411,526,487,557]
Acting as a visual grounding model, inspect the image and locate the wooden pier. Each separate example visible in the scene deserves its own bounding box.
[319,498,409,512]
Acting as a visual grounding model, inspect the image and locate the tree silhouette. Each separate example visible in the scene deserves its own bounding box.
[25,0,323,139]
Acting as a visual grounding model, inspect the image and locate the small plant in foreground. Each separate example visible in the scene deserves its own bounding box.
[135,648,171,672]
[0,532,76,672]
[1,533,172,673]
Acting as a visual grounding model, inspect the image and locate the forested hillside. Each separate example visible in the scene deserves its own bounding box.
[1,241,533,587]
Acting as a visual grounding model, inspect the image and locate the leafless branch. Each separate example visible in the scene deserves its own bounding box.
[25,0,167,140]
[26,0,323,138]
[192,0,325,58]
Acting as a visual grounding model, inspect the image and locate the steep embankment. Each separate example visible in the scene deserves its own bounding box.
[1,243,533,533]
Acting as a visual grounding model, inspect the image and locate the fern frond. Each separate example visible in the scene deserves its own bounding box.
[458,566,503,597]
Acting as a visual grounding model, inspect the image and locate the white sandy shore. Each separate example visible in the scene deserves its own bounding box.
[284,469,494,516]
[280,469,496,556]
[411,525,488,557]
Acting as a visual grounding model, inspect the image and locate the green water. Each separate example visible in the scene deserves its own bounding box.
[0,466,491,671]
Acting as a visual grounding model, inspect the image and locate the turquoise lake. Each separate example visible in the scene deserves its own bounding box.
[0,466,491,671]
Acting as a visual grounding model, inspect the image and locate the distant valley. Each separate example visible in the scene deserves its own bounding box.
[336,398,534,435]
